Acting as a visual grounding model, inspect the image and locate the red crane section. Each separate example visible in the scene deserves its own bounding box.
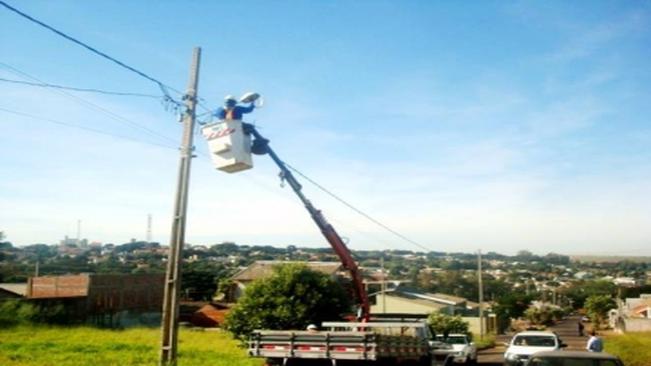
[244,123,370,321]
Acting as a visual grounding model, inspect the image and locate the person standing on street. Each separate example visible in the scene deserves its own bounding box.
[586,330,603,352]
[578,321,585,336]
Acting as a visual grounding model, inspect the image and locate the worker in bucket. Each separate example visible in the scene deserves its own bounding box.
[215,95,255,121]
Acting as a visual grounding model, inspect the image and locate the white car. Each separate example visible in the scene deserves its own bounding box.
[431,334,478,364]
[503,331,566,366]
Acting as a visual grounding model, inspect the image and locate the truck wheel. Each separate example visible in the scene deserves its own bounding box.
[418,356,431,366]
[264,358,282,366]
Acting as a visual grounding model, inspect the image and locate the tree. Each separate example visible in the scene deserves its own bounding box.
[181,262,233,301]
[562,280,616,309]
[427,312,470,337]
[584,295,616,329]
[493,292,534,332]
[524,306,557,326]
[225,264,351,340]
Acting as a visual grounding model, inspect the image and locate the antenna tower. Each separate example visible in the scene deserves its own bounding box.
[147,214,152,242]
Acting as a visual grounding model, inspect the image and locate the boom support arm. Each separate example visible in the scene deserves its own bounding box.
[244,123,370,321]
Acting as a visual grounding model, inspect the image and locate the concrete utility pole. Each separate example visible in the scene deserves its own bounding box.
[381,256,386,313]
[477,250,485,340]
[160,47,201,366]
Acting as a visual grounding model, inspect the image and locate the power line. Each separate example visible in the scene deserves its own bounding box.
[0,1,214,114]
[0,106,177,150]
[0,77,161,98]
[284,162,433,252]
[0,61,179,146]
[0,0,184,102]
[194,130,430,251]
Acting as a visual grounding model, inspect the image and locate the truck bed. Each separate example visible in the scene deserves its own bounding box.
[249,322,430,361]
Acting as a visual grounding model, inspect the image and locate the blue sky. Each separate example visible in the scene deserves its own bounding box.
[1,1,650,255]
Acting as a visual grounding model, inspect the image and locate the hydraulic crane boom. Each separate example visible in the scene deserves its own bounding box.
[243,123,370,321]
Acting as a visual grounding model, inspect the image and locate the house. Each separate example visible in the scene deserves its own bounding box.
[26,273,164,326]
[611,294,651,333]
[613,277,637,287]
[369,286,496,335]
[370,288,455,315]
[0,283,27,300]
[228,260,343,301]
[180,301,231,327]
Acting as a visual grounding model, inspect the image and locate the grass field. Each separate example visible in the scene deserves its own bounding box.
[0,326,263,366]
[605,332,651,366]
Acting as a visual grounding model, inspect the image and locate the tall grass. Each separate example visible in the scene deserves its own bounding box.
[604,332,651,366]
[0,326,262,366]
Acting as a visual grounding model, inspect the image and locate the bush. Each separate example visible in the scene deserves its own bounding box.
[524,307,556,326]
[225,263,351,340]
[474,334,496,350]
[0,300,24,326]
[585,295,616,329]
[427,312,470,337]
[0,299,75,326]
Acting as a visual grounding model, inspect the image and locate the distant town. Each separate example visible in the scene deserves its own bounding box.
[2,231,650,305]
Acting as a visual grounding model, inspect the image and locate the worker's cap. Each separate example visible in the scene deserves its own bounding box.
[306,324,318,331]
[224,95,237,102]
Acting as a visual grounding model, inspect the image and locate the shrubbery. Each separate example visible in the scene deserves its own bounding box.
[427,312,470,337]
[0,299,75,326]
[225,263,351,340]
[523,306,565,326]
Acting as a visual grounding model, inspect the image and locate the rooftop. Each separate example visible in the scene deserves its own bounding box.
[0,283,28,296]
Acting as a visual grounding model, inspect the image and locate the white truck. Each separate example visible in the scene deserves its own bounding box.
[249,321,447,365]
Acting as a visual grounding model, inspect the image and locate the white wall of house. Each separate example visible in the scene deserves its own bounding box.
[462,315,497,336]
[620,318,651,332]
[370,293,453,315]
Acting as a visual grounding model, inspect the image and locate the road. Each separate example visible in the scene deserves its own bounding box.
[477,315,589,365]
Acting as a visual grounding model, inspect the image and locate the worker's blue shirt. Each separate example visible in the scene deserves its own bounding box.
[587,336,603,352]
[215,104,255,120]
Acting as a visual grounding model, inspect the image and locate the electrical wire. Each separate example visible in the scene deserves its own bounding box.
[0,106,177,150]
[3,101,422,253]
[0,0,420,251]
[195,125,430,252]
[0,2,216,116]
[284,162,433,252]
[0,77,161,98]
[0,0,184,103]
[0,61,179,147]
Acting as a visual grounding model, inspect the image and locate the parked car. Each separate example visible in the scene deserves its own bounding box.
[528,350,624,366]
[430,333,478,364]
[504,331,567,366]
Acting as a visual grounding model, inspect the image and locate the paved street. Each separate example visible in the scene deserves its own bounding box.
[477,315,590,365]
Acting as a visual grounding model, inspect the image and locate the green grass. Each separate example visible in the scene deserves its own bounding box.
[604,332,651,366]
[0,326,263,366]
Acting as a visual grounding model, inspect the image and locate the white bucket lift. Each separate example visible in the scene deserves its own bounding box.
[201,119,253,173]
